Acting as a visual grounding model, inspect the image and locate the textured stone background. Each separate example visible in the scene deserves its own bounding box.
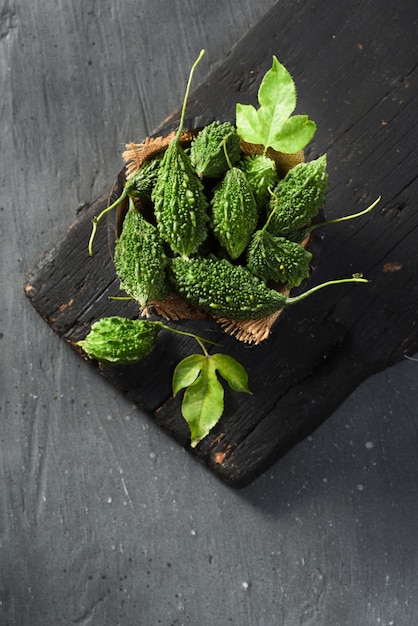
[1,1,417,624]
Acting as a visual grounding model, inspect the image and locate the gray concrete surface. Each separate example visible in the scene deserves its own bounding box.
[1,1,417,624]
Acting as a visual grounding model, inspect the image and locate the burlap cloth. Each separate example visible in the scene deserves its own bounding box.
[120,129,306,345]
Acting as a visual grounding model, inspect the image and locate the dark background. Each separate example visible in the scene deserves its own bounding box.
[1,1,417,624]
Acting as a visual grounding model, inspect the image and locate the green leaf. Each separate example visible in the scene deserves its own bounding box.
[181,357,225,448]
[235,103,263,146]
[257,55,296,141]
[236,55,316,154]
[271,115,317,154]
[210,353,252,394]
[173,352,252,447]
[172,354,205,396]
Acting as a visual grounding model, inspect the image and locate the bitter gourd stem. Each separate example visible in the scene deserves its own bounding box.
[157,321,220,354]
[88,189,129,256]
[108,296,134,301]
[261,188,280,233]
[304,196,381,235]
[222,136,234,170]
[174,49,205,144]
[285,277,368,306]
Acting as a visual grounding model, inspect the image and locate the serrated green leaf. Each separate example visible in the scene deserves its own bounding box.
[236,56,296,151]
[210,353,252,394]
[235,103,263,146]
[173,352,252,447]
[172,354,205,396]
[257,56,296,144]
[236,55,316,154]
[271,115,317,154]
[181,357,225,448]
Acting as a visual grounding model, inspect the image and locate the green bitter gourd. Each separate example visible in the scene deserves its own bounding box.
[114,199,168,308]
[77,317,162,366]
[240,154,279,209]
[152,50,209,258]
[126,154,163,204]
[190,120,241,178]
[210,144,258,260]
[266,154,328,236]
[247,231,312,287]
[170,256,285,319]
[170,256,367,321]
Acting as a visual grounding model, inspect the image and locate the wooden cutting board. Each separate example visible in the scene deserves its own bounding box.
[24,0,418,487]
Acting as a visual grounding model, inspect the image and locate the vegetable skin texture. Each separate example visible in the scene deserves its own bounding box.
[77,317,161,366]
[190,121,241,178]
[240,154,279,209]
[210,166,258,260]
[125,154,163,203]
[267,154,328,236]
[151,50,208,259]
[247,231,312,287]
[114,202,168,308]
[169,256,287,320]
[152,140,209,258]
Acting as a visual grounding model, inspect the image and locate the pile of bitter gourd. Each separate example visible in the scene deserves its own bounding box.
[112,132,328,321]
[87,52,369,327]
[78,51,378,447]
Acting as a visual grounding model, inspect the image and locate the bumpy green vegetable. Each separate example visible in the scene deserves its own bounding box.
[125,154,163,203]
[114,199,168,308]
[247,231,312,287]
[170,256,287,319]
[152,50,209,258]
[266,154,328,236]
[170,256,368,321]
[152,144,209,257]
[77,317,162,365]
[210,163,258,260]
[190,121,241,178]
[240,154,279,209]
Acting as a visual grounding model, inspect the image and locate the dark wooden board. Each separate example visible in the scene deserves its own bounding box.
[25,0,418,487]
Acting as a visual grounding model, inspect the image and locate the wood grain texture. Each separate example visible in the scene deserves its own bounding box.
[25,0,418,487]
[3,0,418,624]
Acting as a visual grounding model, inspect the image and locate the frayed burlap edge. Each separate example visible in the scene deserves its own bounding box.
[143,293,208,322]
[120,129,307,345]
[123,130,197,178]
[215,309,285,344]
[142,294,288,345]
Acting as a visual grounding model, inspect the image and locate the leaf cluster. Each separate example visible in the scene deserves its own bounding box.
[80,51,378,448]
[173,353,251,447]
[236,56,316,154]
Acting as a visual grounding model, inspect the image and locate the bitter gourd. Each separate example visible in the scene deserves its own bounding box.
[88,157,163,256]
[190,121,241,178]
[266,154,328,236]
[210,160,258,260]
[247,231,312,287]
[169,256,287,320]
[152,143,209,257]
[152,50,209,258]
[114,199,168,308]
[170,256,368,321]
[77,316,161,366]
[125,154,163,204]
[240,154,279,210]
